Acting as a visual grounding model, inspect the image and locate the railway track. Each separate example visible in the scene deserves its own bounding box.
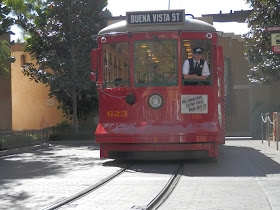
[132,162,183,210]
[43,163,133,210]
[43,162,184,210]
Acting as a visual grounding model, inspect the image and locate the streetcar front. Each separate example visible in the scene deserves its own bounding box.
[91,10,225,159]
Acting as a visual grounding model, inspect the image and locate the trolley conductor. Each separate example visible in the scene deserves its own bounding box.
[182,47,210,82]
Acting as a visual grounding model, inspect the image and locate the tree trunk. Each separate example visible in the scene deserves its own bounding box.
[72,87,78,135]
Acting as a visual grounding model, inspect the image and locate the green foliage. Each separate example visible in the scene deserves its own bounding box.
[244,0,280,84]
[0,133,39,150]
[9,0,107,127]
[48,120,94,140]
[55,120,72,131]
[0,0,15,77]
[0,39,12,77]
[0,0,14,36]
[56,82,99,121]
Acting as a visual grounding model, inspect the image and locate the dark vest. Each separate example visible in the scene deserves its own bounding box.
[188,59,205,76]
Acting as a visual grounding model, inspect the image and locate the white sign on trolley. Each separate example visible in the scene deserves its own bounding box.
[181,95,208,114]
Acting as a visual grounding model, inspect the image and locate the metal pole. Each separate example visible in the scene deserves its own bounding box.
[266,113,268,144]
[277,112,279,150]
[261,113,264,143]
[267,113,270,146]
[168,0,171,10]
[0,132,2,150]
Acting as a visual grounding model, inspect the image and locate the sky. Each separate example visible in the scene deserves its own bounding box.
[11,0,252,41]
[106,0,252,34]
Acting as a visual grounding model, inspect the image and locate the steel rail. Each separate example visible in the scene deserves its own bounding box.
[131,162,183,210]
[43,164,133,210]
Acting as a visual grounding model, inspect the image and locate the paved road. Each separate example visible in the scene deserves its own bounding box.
[0,141,127,210]
[0,139,279,210]
[160,140,280,210]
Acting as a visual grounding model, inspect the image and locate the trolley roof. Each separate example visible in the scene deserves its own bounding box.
[98,18,216,35]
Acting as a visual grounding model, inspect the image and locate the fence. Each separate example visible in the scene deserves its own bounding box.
[0,129,49,151]
[0,127,94,151]
[261,112,279,150]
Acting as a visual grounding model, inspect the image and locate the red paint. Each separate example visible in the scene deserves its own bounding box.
[92,29,225,159]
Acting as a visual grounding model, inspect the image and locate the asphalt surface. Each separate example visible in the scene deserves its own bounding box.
[0,139,280,210]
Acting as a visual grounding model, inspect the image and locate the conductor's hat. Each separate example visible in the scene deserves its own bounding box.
[193,47,205,54]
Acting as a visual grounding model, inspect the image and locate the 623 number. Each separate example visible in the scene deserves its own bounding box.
[107,111,127,117]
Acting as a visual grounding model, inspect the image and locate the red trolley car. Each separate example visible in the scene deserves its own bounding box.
[91,10,225,159]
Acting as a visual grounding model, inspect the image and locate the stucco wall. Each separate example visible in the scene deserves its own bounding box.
[11,43,67,130]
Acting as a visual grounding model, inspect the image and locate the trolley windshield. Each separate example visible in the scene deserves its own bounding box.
[134,39,177,87]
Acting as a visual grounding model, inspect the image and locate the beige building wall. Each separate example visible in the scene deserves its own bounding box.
[11,43,67,130]
[218,34,251,136]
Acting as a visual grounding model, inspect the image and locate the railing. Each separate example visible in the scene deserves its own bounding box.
[261,112,279,150]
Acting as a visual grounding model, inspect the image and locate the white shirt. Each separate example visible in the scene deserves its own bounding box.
[182,58,210,76]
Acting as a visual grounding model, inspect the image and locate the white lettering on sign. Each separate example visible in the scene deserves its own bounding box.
[127,10,185,25]
[152,13,171,22]
[172,13,180,21]
[181,95,208,114]
[266,26,280,32]
[131,14,152,23]
[272,46,280,53]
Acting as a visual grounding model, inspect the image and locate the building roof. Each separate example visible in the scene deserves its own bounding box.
[202,10,252,23]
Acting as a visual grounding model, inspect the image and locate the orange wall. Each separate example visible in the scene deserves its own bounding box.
[11,43,67,130]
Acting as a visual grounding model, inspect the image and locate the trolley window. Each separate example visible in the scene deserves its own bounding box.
[103,42,130,88]
[134,39,177,87]
[182,39,212,86]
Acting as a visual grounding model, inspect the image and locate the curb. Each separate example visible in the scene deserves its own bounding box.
[48,140,98,147]
[0,143,50,157]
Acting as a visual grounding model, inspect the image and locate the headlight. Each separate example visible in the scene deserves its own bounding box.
[148,94,163,109]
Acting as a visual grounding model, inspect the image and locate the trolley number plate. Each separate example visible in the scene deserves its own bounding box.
[107,111,127,117]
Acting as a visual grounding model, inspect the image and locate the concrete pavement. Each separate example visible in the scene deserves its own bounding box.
[0,139,280,210]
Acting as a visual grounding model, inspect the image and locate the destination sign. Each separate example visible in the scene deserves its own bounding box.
[126,10,185,25]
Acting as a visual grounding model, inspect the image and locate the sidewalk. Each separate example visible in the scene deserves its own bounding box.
[0,140,126,210]
[258,139,280,155]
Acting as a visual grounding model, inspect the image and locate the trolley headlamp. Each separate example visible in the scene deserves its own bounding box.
[148,94,163,109]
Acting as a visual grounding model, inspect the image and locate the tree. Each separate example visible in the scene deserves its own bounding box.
[8,0,108,133]
[0,0,14,78]
[0,0,13,36]
[244,0,280,84]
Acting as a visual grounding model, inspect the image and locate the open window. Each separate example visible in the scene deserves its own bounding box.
[182,39,212,86]
[103,42,130,88]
